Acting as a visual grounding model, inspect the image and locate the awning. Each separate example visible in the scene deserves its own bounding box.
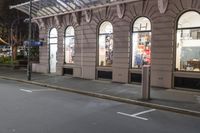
[0,38,9,45]
[10,0,140,20]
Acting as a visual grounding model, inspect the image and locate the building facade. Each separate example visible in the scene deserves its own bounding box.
[29,0,200,90]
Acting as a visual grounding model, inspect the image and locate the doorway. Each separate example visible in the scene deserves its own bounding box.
[49,28,58,73]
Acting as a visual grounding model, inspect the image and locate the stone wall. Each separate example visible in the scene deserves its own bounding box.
[35,0,200,89]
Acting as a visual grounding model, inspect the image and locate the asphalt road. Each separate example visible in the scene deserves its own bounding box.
[0,79,199,133]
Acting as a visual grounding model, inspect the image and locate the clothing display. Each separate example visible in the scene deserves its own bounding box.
[99,34,113,66]
[133,32,151,68]
[65,37,75,64]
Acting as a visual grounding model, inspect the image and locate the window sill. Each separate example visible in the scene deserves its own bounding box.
[129,68,142,74]
[63,64,75,68]
[96,66,112,71]
[174,71,200,78]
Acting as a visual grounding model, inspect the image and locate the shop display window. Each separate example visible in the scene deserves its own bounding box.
[132,17,151,68]
[99,21,113,67]
[64,26,75,64]
[176,11,200,72]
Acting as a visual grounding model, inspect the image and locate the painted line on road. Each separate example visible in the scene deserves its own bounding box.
[20,89,32,93]
[117,112,149,120]
[132,109,156,116]
[117,109,156,121]
[20,89,56,93]
[29,89,56,92]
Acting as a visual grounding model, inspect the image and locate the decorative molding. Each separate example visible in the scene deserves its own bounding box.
[47,17,54,28]
[84,10,92,23]
[117,4,126,19]
[62,14,70,26]
[105,6,111,19]
[72,12,81,25]
[54,16,62,28]
[158,0,169,14]
[37,18,46,30]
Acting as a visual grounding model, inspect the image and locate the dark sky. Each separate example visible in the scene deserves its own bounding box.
[0,0,28,24]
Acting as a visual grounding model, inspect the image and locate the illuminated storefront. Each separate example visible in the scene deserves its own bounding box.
[64,26,75,64]
[97,21,114,79]
[176,11,200,72]
[10,0,200,90]
[99,21,113,67]
[174,11,200,89]
[132,17,151,68]
[130,17,152,82]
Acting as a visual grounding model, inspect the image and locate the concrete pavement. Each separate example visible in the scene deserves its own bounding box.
[0,67,200,117]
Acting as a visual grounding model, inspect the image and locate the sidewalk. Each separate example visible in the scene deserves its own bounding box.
[0,67,200,117]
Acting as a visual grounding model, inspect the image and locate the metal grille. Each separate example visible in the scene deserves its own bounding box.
[10,0,141,19]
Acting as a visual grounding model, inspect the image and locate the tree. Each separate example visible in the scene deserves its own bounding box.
[0,0,39,64]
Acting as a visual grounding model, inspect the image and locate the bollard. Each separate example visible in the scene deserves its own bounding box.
[142,65,151,100]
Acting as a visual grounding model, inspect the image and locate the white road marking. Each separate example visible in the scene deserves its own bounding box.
[20,89,32,93]
[132,109,156,116]
[20,89,56,93]
[29,89,56,92]
[117,109,156,121]
[117,112,148,120]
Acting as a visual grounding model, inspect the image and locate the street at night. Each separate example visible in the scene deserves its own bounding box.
[0,79,199,133]
[1,0,200,132]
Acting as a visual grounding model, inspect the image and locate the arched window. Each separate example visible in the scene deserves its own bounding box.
[49,28,58,39]
[49,28,58,73]
[64,26,75,64]
[132,17,151,68]
[176,11,200,72]
[98,21,113,66]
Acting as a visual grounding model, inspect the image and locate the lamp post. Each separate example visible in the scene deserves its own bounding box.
[27,0,32,81]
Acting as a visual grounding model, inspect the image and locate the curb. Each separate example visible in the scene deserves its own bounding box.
[1,76,200,117]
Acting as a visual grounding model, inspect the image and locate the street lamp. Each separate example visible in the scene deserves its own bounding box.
[27,0,32,81]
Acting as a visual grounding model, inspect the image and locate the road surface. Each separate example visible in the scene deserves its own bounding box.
[0,79,199,133]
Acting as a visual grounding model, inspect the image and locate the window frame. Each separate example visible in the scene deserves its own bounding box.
[49,28,58,45]
[64,26,75,64]
[98,21,113,67]
[48,28,58,73]
[175,11,200,72]
[131,17,152,69]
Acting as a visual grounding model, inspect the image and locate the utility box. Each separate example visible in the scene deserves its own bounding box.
[142,65,151,100]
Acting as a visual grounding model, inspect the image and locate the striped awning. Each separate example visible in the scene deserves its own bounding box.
[10,0,140,20]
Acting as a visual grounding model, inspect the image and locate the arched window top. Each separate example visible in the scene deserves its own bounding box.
[99,21,113,34]
[178,11,200,29]
[49,28,58,37]
[133,17,151,32]
[65,26,75,36]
